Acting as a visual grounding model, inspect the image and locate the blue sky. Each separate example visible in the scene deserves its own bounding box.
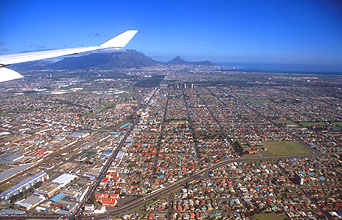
[1,0,342,66]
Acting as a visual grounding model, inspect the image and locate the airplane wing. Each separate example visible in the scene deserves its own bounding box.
[0,30,138,83]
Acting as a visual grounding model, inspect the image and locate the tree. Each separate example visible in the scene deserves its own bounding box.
[90,194,96,204]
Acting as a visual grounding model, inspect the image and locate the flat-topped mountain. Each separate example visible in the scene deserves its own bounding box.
[11,51,216,70]
[50,50,160,69]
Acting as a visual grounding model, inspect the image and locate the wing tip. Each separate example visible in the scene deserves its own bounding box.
[100,30,138,48]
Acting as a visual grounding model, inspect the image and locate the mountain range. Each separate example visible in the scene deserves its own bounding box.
[11,50,215,70]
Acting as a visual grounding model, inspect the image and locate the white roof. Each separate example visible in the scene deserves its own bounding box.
[52,174,77,187]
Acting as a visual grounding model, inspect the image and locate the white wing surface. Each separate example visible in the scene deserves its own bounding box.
[0,30,138,83]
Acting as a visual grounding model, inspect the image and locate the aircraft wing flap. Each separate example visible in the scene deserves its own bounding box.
[0,68,23,83]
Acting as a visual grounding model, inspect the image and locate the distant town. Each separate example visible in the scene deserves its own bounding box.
[0,54,341,220]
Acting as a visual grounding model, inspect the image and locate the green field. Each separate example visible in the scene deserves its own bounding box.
[300,122,326,127]
[332,122,342,127]
[277,120,298,126]
[99,101,117,112]
[254,212,288,220]
[80,150,96,158]
[0,112,13,117]
[262,141,311,156]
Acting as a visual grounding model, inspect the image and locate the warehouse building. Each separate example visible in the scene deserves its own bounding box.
[15,194,45,210]
[35,182,60,198]
[52,173,77,187]
[0,172,49,201]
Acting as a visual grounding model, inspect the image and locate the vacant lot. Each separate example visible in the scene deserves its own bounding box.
[254,212,288,220]
[262,141,311,156]
[300,122,326,127]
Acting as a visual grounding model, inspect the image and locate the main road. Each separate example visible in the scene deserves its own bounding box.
[89,153,316,220]
[72,88,159,219]
[0,152,318,220]
[0,87,321,220]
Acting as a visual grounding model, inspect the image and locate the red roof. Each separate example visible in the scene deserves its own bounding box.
[101,198,117,206]
[94,193,102,198]
[110,194,119,198]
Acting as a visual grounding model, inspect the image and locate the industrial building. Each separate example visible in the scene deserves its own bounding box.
[15,194,45,210]
[35,182,60,198]
[0,163,33,184]
[0,152,24,165]
[0,172,49,201]
[52,173,78,187]
[35,173,78,198]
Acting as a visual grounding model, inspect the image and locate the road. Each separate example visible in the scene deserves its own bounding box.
[0,152,317,220]
[71,88,159,219]
[89,153,316,219]
[0,86,322,220]
[150,88,169,186]
[181,88,202,165]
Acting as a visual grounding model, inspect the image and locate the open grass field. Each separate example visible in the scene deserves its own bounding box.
[0,112,13,117]
[300,122,326,127]
[262,141,311,156]
[332,122,342,127]
[254,212,288,220]
[80,150,96,158]
[200,94,214,98]
[99,101,117,112]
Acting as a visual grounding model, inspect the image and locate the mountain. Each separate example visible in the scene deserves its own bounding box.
[11,51,216,71]
[50,50,160,69]
[167,56,214,66]
[11,60,53,70]
[167,56,189,65]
